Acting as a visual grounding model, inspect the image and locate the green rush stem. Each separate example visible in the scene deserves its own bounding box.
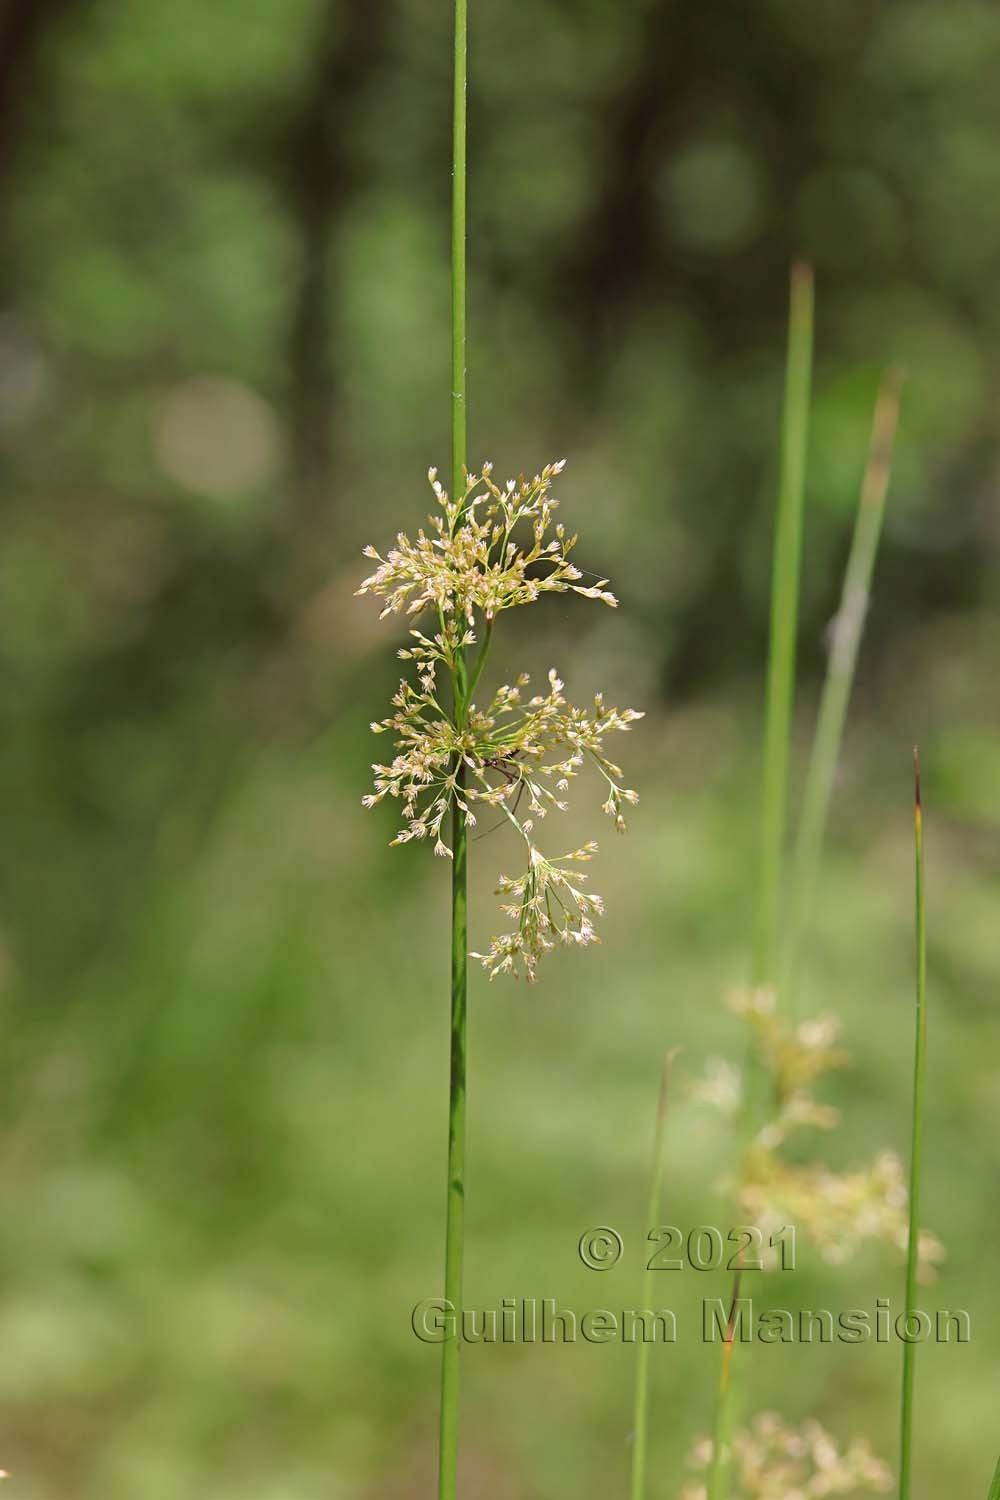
[706,1271,744,1500]
[899,749,927,1500]
[781,368,903,1003]
[629,1051,678,1500]
[439,2,468,1498]
[451,0,468,512]
[715,265,813,1500]
[439,762,468,1500]
[752,261,814,993]
[988,1453,1000,1500]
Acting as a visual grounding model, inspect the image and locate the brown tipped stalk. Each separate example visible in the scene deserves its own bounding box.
[630,1050,679,1500]
[782,367,904,1001]
[706,1270,744,1500]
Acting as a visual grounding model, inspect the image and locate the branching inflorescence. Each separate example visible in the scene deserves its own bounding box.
[694,988,944,1278]
[682,1413,892,1500]
[358,461,642,980]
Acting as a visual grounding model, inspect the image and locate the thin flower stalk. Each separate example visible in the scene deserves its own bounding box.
[899,751,927,1500]
[440,2,468,1495]
[706,1272,744,1500]
[450,0,467,520]
[782,368,904,1002]
[630,1050,678,1500]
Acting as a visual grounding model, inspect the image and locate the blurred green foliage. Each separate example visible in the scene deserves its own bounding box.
[0,0,998,1495]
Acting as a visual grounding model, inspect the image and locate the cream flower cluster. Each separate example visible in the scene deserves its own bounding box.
[357,460,616,625]
[695,988,944,1276]
[681,1413,892,1499]
[358,463,642,980]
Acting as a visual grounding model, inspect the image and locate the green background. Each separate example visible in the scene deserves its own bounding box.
[0,0,997,1495]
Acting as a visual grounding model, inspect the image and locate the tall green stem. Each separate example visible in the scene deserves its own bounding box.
[752,261,814,991]
[629,1051,677,1500]
[439,3,468,1498]
[451,0,467,506]
[988,1453,1000,1500]
[899,749,927,1500]
[781,369,903,1002]
[439,768,467,1500]
[706,1272,744,1500]
[710,265,813,1500]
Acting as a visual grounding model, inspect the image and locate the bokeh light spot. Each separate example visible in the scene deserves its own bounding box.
[152,374,281,500]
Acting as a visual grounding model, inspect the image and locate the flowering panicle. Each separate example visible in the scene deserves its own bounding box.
[358,462,642,979]
[694,987,944,1276]
[357,460,616,625]
[681,1413,892,1499]
[740,1148,945,1277]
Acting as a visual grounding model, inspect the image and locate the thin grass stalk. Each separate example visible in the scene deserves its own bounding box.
[706,1272,744,1500]
[629,1050,678,1500]
[709,264,814,1500]
[751,261,814,991]
[988,1454,1000,1500]
[899,749,926,1500]
[781,368,904,1001]
[438,1,468,1496]
[450,0,467,518]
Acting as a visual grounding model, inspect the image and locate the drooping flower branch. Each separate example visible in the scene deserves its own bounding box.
[358,461,642,980]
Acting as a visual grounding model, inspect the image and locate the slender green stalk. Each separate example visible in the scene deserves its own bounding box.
[439,772,467,1500]
[988,1454,1000,1500]
[439,3,468,1497]
[706,1272,744,1500]
[711,264,814,1500]
[899,749,927,1500]
[752,261,814,991]
[451,0,467,508]
[630,1050,678,1500]
[781,369,904,1001]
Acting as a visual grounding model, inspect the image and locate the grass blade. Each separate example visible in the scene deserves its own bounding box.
[782,368,904,1000]
[630,1050,678,1500]
[752,261,814,991]
[899,749,927,1500]
[988,1454,1000,1500]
